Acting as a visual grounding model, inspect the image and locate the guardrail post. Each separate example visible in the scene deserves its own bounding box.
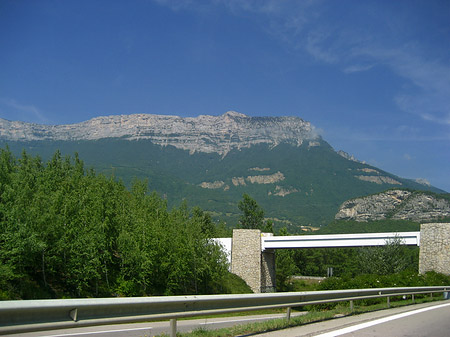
[387,296,390,308]
[444,291,449,300]
[412,294,415,303]
[286,307,291,322]
[170,318,177,337]
[349,300,354,311]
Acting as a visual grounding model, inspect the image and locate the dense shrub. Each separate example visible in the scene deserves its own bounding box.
[0,148,233,299]
[307,270,450,309]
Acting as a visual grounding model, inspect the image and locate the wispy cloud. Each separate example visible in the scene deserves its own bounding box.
[305,30,339,63]
[155,0,450,127]
[355,46,450,126]
[275,1,449,127]
[403,153,412,161]
[0,98,48,124]
[260,2,450,127]
[323,123,450,143]
[153,0,197,11]
[343,63,376,74]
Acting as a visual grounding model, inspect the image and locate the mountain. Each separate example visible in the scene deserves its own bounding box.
[0,111,316,156]
[0,112,445,230]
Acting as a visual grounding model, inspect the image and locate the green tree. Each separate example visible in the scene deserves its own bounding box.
[0,147,233,299]
[237,193,264,229]
[275,227,298,291]
[357,236,414,275]
[192,206,215,236]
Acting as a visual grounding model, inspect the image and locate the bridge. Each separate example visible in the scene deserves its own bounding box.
[261,231,420,249]
[216,223,449,293]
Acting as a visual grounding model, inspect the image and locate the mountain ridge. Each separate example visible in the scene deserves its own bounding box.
[0,111,318,156]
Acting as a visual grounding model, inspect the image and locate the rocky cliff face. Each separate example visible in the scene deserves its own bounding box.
[0,111,318,156]
[335,189,450,222]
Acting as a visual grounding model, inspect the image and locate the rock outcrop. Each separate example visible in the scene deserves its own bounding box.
[270,186,299,197]
[0,111,318,157]
[337,150,365,164]
[246,171,285,184]
[355,175,402,185]
[335,189,450,222]
[201,172,286,189]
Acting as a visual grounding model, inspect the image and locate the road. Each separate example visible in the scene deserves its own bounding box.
[254,300,450,337]
[1,312,306,337]
[3,301,449,337]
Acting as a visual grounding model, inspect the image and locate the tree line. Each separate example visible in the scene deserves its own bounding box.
[0,147,244,300]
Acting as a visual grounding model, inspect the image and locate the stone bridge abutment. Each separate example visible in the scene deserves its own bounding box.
[419,223,450,275]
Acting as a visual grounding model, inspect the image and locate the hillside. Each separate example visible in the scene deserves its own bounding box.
[0,112,444,230]
[335,189,450,222]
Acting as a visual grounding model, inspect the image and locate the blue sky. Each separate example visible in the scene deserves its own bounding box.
[0,0,449,192]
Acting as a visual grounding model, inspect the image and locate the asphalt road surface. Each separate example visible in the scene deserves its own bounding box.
[315,301,450,337]
[2,312,306,337]
[254,300,450,337]
[3,301,449,337]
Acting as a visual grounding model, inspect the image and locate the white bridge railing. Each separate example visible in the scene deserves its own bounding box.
[0,286,448,336]
[215,232,421,259]
[262,232,421,250]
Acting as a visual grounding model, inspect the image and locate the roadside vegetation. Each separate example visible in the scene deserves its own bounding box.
[0,147,248,300]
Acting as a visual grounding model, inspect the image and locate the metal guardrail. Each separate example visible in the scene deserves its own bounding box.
[0,286,448,336]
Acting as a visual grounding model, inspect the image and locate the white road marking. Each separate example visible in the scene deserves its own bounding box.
[315,302,450,337]
[40,326,152,337]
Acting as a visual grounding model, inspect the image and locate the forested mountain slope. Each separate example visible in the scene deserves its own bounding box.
[2,139,442,229]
